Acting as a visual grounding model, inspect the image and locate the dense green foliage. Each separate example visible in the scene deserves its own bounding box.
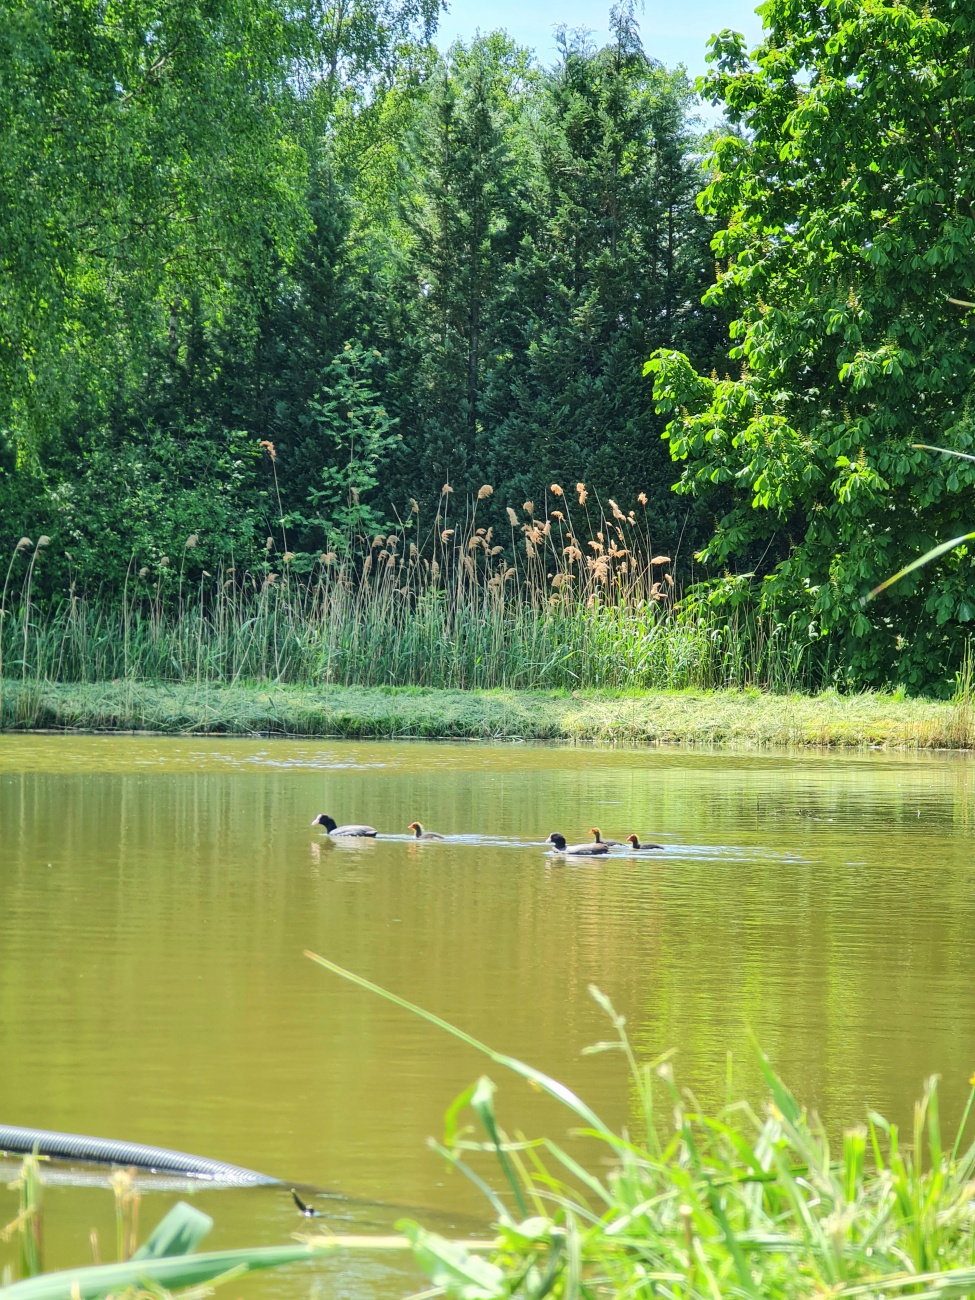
[0,0,719,596]
[648,0,975,689]
[8,0,975,692]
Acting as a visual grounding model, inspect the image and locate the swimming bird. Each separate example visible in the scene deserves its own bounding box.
[545,832,609,857]
[590,827,625,847]
[626,834,664,851]
[310,814,378,837]
[291,1189,320,1217]
[407,822,445,840]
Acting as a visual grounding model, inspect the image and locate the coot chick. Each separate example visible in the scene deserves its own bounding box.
[590,827,625,847]
[407,821,445,840]
[626,834,664,851]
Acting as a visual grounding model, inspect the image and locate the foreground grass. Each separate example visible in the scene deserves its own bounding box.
[2,679,973,747]
[9,957,975,1300]
[307,954,975,1300]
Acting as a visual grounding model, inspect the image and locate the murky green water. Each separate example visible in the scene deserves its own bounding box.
[2,736,974,1295]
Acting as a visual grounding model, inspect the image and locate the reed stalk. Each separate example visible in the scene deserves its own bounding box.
[0,487,833,694]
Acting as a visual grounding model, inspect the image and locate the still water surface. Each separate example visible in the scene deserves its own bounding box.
[1,736,974,1295]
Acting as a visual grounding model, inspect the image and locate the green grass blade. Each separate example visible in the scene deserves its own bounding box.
[304,952,613,1136]
[752,1044,803,1129]
[834,1261,975,1297]
[444,1083,478,1149]
[702,1178,761,1300]
[15,1156,42,1279]
[949,1080,975,1165]
[925,1077,942,1171]
[131,1202,213,1260]
[913,443,975,464]
[427,1139,511,1220]
[0,1244,319,1300]
[868,532,975,599]
[469,1076,528,1220]
[538,1139,615,1207]
[397,1223,508,1300]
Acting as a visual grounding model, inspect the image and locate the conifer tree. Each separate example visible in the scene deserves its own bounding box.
[483,4,720,536]
[393,38,526,491]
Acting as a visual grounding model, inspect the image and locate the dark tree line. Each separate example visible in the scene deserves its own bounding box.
[0,0,723,589]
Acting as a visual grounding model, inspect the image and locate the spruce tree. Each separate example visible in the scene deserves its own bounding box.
[484,4,719,543]
[390,38,526,493]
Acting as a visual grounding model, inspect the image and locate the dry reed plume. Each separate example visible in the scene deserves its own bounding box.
[0,484,835,692]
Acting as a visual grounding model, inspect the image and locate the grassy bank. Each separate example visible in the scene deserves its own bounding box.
[2,679,973,747]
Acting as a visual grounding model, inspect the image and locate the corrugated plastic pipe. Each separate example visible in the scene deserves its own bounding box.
[0,1124,278,1185]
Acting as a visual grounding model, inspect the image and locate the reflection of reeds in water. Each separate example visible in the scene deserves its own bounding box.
[111,1170,140,1263]
[0,486,833,693]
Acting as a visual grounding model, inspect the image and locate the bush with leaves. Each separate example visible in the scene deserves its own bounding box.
[647,0,975,691]
[45,424,266,591]
[282,342,401,553]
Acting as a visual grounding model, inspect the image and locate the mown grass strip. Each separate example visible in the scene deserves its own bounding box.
[1,680,973,748]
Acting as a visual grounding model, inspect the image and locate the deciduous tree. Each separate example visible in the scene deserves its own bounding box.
[648,0,975,688]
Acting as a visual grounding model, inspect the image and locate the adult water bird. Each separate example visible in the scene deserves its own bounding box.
[310,814,378,837]
[589,827,625,847]
[545,832,609,857]
[626,834,664,851]
[407,822,445,839]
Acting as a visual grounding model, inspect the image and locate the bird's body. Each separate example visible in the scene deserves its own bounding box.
[626,834,664,851]
[310,814,377,837]
[589,827,624,847]
[546,832,609,857]
[407,821,445,840]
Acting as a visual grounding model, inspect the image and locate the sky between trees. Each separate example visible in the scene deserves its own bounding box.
[437,0,765,75]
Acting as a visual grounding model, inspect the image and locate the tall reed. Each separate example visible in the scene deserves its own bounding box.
[0,484,835,694]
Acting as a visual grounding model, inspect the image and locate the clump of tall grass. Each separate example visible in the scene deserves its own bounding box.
[0,1159,331,1297]
[0,1152,484,1298]
[308,953,975,1300]
[0,484,834,693]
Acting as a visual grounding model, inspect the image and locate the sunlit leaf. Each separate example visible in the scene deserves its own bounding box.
[397,1223,507,1300]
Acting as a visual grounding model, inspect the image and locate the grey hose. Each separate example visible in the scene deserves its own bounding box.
[0,1124,279,1185]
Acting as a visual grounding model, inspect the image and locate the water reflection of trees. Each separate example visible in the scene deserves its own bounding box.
[3,744,975,1203]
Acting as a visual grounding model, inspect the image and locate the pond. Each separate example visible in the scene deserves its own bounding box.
[1,735,974,1296]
